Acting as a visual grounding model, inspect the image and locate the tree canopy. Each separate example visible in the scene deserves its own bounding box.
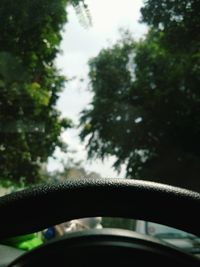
[80,0,200,190]
[141,0,199,49]
[0,0,85,184]
[48,158,101,183]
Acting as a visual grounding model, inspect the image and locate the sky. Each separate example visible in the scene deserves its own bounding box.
[48,0,148,177]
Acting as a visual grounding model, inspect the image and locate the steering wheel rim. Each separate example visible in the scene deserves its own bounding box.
[1,179,200,267]
[0,178,200,239]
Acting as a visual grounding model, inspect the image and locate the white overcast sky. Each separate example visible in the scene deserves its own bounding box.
[48,0,148,177]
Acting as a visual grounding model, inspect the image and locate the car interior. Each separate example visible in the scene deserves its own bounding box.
[0,0,199,266]
[0,179,200,266]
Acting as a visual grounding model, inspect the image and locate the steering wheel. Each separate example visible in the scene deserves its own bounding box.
[0,179,200,266]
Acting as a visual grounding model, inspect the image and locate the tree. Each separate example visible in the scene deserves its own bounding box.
[80,1,200,190]
[141,0,200,52]
[0,0,85,184]
[48,158,101,182]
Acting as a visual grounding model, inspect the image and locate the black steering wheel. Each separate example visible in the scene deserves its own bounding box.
[0,179,200,266]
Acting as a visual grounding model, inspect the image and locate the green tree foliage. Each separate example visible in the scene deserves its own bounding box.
[80,1,200,190]
[48,158,101,182]
[0,0,84,184]
[141,0,200,52]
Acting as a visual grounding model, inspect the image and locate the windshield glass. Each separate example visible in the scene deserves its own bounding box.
[0,0,199,258]
[0,0,199,189]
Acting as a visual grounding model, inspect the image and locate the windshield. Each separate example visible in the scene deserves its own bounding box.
[0,0,199,257]
[1,0,199,191]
